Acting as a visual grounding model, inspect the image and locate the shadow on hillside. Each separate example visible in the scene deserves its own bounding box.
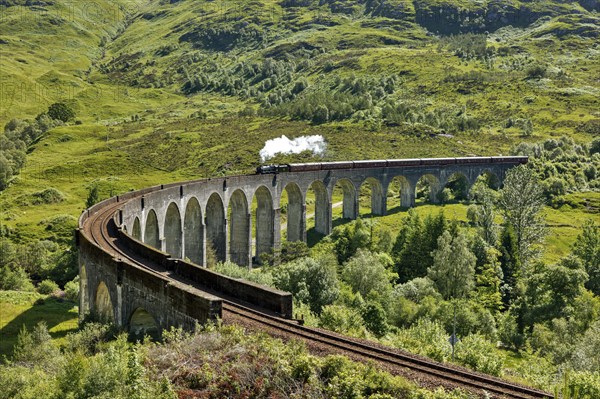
[0,297,79,357]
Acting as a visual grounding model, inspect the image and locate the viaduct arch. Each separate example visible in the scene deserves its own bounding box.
[78,157,526,334]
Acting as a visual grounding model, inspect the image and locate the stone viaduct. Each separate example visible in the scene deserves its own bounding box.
[77,156,527,337]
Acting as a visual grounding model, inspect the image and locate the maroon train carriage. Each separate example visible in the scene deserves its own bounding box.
[386,158,422,167]
[455,157,493,165]
[491,156,528,164]
[322,161,354,170]
[352,160,388,169]
[288,163,322,172]
[420,157,457,166]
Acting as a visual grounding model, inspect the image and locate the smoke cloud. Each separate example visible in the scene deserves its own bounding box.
[259,135,327,162]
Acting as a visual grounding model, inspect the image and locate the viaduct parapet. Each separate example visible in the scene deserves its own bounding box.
[78,156,526,337]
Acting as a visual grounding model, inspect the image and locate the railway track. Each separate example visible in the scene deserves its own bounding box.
[82,202,552,399]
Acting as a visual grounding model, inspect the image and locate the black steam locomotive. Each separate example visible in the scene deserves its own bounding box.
[256,156,527,174]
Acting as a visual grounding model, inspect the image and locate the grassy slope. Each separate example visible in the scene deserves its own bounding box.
[0,1,597,249]
[0,291,78,357]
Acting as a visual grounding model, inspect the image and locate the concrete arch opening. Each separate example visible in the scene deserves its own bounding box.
[206,193,226,264]
[184,197,204,266]
[386,176,413,212]
[129,307,160,341]
[95,281,114,322]
[332,178,358,224]
[253,186,274,262]
[359,177,385,216]
[144,209,160,249]
[281,182,304,242]
[132,217,142,240]
[416,174,441,204]
[306,180,330,238]
[80,264,89,315]
[164,202,183,258]
[443,172,470,202]
[228,189,250,266]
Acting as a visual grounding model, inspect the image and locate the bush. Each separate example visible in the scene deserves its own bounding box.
[566,371,600,399]
[454,334,504,376]
[47,102,76,122]
[525,64,547,79]
[32,188,65,205]
[0,265,34,291]
[64,277,80,302]
[273,256,339,313]
[319,304,366,336]
[37,279,59,295]
[388,319,451,362]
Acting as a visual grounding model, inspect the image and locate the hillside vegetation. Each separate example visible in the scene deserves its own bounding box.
[0,0,599,397]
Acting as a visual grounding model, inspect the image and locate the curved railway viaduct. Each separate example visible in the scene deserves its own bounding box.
[77,156,553,398]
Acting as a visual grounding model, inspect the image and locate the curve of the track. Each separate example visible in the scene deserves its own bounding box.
[82,199,552,399]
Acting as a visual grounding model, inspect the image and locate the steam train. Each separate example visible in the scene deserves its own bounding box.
[256,156,528,174]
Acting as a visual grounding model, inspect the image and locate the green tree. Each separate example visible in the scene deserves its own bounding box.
[86,184,99,208]
[573,219,600,295]
[47,102,76,122]
[428,230,476,301]
[332,218,372,264]
[499,223,520,307]
[475,245,503,312]
[498,166,546,267]
[341,249,396,302]
[521,256,588,328]
[361,301,389,337]
[393,210,449,282]
[273,257,339,313]
[0,153,13,190]
[471,193,497,246]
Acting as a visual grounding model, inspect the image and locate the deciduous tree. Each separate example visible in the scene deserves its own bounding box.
[498,166,546,267]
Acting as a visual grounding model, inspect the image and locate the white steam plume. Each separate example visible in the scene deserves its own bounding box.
[259,135,327,162]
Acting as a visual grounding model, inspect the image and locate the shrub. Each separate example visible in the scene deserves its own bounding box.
[319,304,366,336]
[64,277,80,302]
[388,319,451,362]
[273,256,339,313]
[525,64,547,79]
[47,102,76,122]
[32,188,65,205]
[0,265,35,291]
[454,334,504,376]
[37,279,59,295]
[566,371,600,399]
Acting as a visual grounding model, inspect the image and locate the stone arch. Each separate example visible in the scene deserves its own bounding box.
[164,202,183,258]
[359,177,385,216]
[132,217,142,240]
[144,209,160,249]
[184,197,204,266]
[129,307,160,341]
[387,175,413,211]
[206,192,226,263]
[443,172,470,202]
[476,170,501,190]
[333,178,358,220]
[307,180,330,236]
[416,174,442,204]
[80,264,89,315]
[281,182,304,242]
[228,189,250,266]
[95,281,114,322]
[253,186,274,261]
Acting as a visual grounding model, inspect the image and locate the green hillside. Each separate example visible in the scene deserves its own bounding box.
[1,0,598,234]
[1,1,600,396]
